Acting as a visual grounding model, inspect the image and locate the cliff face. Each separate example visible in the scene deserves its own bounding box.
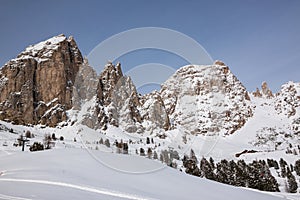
[160,61,253,135]
[0,34,83,126]
[94,63,143,132]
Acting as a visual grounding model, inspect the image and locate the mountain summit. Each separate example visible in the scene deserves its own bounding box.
[0,34,82,126]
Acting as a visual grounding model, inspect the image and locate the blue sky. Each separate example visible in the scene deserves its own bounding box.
[1,0,299,93]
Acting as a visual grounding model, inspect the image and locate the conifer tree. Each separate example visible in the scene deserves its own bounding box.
[140,147,145,156]
[295,159,300,176]
[147,147,152,158]
[153,151,158,159]
[286,167,298,193]
[200,157,215,180]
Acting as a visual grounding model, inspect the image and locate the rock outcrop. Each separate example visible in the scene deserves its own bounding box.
[275,81,300,117]
[0,34,83,126]
[160,61,253,135]
[253,81,273,98]
[253,88,262,97]
[140,91,170,131]
[94,63,143,132]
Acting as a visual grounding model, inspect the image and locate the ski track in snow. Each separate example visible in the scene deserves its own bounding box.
[0,149,11,156]
[0,178,157,200]
[0,194,33,200]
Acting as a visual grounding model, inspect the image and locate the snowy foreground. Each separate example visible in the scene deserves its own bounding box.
[0,148,287,200]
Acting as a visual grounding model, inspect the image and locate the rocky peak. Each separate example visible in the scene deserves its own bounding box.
[253,88,262,97]
[0,34,83,126]
[97,62,123,105]
[261,82,273,97]
[160,61,252,135]
[94,62,143,132]
[214,60,226,66]
[253,81,273,98]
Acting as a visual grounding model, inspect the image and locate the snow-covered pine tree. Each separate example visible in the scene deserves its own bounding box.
[286,167,298,193]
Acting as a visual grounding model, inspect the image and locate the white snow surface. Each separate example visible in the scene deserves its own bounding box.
[9,34,67,63]
[0,148,286,200]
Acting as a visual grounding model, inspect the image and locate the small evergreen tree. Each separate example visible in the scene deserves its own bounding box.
[295,159,300,176]
[153,151,158,159]
[274,160,279,170]
[236,160,247,187]
[147,147,152,158]
[280,158,287,178]
[216,159,230,184]
[51,133,57,141]
[286,168,298,193]
[189,149,198,163]
[123,143,129,154]
[25,130,32,138]
[140,148,145,156]
[104,139,110,148]
[162,150,170,165]
[44,134,53,149]
[200,157,215,180]
[209,157,215,169]
[160,153,164,162]
[182,154,200,177]
[293,149,298,155]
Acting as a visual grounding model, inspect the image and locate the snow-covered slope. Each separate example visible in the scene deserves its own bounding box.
[0,148,285,200]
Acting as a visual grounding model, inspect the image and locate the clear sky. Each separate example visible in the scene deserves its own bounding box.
[1,0,299,93]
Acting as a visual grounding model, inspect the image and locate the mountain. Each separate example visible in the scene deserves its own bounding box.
[0,34,82,126]
[160,61,252,135]
[75,61,254,137]
[1,35,300,198]
[0,36,254,136]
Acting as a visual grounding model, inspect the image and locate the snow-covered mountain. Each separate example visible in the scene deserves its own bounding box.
[1,35,300,199]
[0,34,82,126]
[160,61,252,135]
